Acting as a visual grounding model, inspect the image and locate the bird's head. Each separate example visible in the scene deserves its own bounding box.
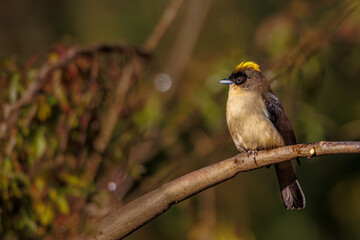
[219,61,269,92]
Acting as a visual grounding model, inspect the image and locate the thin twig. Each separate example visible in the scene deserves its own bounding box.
[74,141,360,240]
[143,0,185,53]
[163,0,212,92]
[93,61,135,153]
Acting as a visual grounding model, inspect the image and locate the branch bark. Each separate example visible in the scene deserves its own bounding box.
[74,141,360,240]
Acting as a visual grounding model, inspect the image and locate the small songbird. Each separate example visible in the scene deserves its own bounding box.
[219,61,305,210]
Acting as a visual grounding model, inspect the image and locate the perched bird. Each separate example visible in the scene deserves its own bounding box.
[219,61,305,210]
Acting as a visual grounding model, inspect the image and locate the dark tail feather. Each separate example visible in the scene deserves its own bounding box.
[275,162,306,210]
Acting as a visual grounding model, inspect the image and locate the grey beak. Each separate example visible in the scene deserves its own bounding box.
[218,79,232,85]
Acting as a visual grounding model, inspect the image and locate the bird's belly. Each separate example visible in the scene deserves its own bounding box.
[226,92,284,152]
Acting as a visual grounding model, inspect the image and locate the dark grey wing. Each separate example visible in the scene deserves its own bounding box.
[263,92,305,210]
[264,92,299,165]
[263,92,296,145]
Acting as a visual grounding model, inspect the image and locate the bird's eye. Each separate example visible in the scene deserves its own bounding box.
[235,74,247,85]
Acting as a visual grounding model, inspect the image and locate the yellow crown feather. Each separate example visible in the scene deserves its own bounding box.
[233,61,261,73]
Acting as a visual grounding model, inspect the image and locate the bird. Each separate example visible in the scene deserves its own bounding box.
[219,61,305,210]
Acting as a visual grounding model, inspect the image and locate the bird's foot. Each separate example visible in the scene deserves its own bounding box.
[247,150,258,166]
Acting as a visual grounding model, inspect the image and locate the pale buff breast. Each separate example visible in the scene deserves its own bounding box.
[226,86,284,152]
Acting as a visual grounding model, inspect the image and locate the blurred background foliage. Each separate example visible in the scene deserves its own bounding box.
[0,0,360,239]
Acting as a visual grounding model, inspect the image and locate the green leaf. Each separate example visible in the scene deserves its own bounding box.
[35,202,54,226]
[34,128,47,159]
[9,73,20,102]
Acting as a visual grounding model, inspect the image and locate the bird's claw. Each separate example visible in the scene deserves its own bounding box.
[247,150,258,166]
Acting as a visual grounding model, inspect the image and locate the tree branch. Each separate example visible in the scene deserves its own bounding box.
[74,141,360,240]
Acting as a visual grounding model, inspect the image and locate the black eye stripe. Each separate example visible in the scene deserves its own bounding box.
[233,73,247,85]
